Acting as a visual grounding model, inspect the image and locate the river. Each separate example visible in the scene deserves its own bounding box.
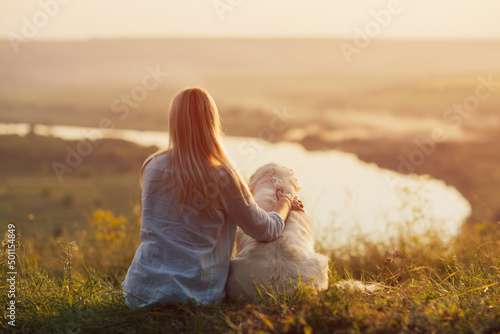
[1,122,471,250]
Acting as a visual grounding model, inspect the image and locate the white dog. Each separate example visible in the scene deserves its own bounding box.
[226,162,329,302]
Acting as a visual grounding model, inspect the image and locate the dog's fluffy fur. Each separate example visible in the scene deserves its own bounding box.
[226,162,329,302]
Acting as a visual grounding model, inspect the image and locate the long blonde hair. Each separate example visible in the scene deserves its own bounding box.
[141,87,248,214]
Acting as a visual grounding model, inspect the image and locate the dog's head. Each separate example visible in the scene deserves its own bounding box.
[249,162,300,197]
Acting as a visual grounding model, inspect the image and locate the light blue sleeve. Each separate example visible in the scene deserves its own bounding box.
[221,174,284,242]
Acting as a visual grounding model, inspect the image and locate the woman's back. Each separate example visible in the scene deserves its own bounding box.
[122,151,285,308]
[123,151,236,307]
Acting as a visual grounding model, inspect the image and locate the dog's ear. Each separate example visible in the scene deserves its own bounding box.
[248,166,269,192]
[249,164,277,193]
[287,168,302,192]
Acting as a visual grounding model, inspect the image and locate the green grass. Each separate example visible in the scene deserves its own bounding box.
[0,130,499,333]
[0,134,155,236]
[2,254,500,333]
[1,213,499,333]
[0,172,141,237]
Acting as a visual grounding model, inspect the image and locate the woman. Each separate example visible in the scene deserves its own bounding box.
[122,87,303,308]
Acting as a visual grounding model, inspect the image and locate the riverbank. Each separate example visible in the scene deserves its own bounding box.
[0,126,471,248]
[2,121,497,225]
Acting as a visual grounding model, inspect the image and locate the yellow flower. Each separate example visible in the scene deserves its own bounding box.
[91,209,127,243]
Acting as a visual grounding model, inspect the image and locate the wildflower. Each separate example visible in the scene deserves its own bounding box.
[91,209,127,243]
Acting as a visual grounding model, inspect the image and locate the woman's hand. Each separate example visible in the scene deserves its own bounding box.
[276,189,304,212]
[271,189,304,223]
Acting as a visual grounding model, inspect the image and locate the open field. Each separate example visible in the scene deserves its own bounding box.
[0,134,157,236]
[0,173,141,236]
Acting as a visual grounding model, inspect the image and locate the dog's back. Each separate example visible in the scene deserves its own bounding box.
[226,163,329,302]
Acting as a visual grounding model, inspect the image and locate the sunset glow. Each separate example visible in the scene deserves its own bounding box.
[1,0,500,40]
[1,1,500,331]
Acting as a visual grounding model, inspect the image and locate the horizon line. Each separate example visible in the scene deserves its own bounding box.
[2,36,500,42]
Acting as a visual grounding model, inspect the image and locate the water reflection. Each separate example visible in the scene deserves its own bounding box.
[1,122,471,250]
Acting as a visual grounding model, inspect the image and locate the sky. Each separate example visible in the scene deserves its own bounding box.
[1,0,500,40]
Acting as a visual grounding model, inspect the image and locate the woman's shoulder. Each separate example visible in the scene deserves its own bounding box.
[142,150,171,171]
